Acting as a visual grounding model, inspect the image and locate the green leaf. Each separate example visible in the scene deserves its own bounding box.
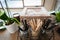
[0,22,3,27]
[0,10,8,20]
[12,18,20,24]
[56,11,60,22]
[0,10,4,16]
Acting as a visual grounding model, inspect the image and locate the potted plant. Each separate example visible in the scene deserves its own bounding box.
[56,11,60,23]
[0,10,20,33]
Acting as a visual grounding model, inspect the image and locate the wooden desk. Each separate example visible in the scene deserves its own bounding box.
[0,30,17,40]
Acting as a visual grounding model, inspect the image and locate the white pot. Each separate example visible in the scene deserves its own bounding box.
[5,22,18,33]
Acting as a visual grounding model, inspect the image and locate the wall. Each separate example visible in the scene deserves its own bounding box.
[55,0,60,11]
[44,0,57,11]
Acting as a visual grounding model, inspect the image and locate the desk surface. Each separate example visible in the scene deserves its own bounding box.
[0,30,17,40]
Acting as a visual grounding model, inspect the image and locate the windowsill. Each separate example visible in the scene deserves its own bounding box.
[0,6,43,9]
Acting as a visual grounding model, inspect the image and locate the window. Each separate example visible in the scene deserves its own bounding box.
[0,0,6,8]
[7,0,23,8]
[0,0,42,8]
[0,0,23,8]
[24,0,42,6]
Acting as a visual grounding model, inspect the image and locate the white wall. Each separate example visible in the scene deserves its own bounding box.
[44,0,56,11]
[55,0,60,11]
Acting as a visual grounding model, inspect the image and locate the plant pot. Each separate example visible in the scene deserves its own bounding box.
[5,22,18,33]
